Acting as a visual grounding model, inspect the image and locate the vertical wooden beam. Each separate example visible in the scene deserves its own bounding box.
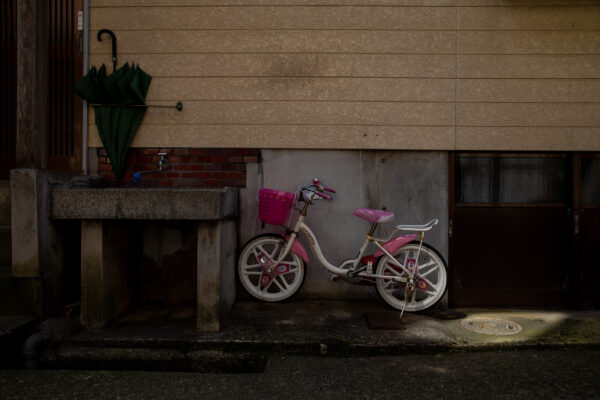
[16,0,48,169]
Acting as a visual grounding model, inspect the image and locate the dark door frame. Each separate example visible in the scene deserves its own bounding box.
[448,151,576,308]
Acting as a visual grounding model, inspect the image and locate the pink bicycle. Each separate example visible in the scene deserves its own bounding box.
[238,178,448,313]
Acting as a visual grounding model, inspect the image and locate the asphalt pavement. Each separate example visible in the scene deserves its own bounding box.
[1,348,599,399]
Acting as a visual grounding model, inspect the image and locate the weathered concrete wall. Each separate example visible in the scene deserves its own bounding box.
[240,149,448,299]
[88,0,600,151]
[142,221,197,305]
[11,170,41,278]
[81,221,142,328]
[10,170,90,315]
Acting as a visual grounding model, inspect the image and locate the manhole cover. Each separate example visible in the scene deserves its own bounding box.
[460,317,523,335]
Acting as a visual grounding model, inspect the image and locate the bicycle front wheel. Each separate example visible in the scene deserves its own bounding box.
[238,234,306,302]
[375,241,447,312]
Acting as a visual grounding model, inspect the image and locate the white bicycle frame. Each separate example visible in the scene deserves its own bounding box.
[272,204,424,284]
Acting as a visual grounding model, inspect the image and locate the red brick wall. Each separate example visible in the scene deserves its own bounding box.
[98,148,259,188]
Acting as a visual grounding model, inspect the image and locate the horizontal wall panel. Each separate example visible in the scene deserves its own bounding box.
[86,1,600,152]
[458,103,600,127]
[457,127,600,151]
[88,124,456,150]
[90,54,456,78]
[90,6,456,30]
[458,55,600,78]
[146,77,456,102]
[91,30,456,55]
[458,79,600,103]
[92,0,456,6]
[458,6,600,30]
[90,101,455,125]
[459,0,598,5]
[459,31,600,55]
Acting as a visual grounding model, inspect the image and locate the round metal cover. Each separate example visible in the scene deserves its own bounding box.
[460,317,523,335]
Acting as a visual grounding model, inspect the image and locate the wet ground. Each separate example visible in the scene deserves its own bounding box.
[1,348,599,399]
[62,300,600,351]
[3,300,600,372]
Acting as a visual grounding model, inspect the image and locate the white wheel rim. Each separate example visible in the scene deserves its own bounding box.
[376,244,446,312]
[239,236,305,301]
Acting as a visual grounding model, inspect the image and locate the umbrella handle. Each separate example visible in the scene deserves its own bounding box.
[97,29,117,72]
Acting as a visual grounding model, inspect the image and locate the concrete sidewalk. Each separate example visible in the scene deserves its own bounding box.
[28,300,600,372]
[3,300,600,371]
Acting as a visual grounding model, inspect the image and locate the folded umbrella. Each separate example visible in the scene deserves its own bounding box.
[74,63,151,180]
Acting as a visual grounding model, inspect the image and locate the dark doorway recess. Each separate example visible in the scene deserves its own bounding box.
[0,0,17,179]
[449,153,573,308]
[48,0,84,173]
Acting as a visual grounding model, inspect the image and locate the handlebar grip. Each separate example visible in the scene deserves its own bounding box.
[316,190,332,200]
[324,186,336,193]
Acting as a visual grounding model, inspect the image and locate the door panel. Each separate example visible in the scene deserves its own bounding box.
[450,153,571,308]
[451,207,569,307]
[47,0,83,173]
[0,0,17,179]
[577,154,600,309]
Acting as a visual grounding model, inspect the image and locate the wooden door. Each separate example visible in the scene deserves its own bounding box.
[449,153,571,308]
[575,153,600,309]
[47,0,84,173]
[0,0,17,179]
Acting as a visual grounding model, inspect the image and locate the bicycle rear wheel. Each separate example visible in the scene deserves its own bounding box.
[238,234,306,302]
[375,241,447,312]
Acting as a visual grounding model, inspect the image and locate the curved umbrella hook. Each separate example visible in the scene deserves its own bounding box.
[97,29,117,72]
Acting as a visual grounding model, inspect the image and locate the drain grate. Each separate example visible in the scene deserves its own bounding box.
[460,317,523,335]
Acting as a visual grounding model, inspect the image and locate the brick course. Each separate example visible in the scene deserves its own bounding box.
[97,148,259,188]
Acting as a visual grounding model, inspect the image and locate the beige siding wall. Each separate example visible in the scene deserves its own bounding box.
[88,0,600,150]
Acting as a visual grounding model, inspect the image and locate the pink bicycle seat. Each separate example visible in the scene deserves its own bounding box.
[353,208,394,224]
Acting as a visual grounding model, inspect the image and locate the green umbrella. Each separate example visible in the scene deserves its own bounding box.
[74,63,152,180]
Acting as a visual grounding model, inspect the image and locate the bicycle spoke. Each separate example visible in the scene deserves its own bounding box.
[252,247,264,262]
[419,276,436,290]
[421,288,438,297]
[279,275,293,291]
[242,263,261,271]
[259,278,273,293]
[418,260,436,271]
[286,263,299,271]
[243,271,262,276]
[419,264,439,279]
[382,280,395,290]
[384,264,404,278]
[273,277,286,292]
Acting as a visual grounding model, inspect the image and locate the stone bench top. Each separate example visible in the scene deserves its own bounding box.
[50,188,238,220]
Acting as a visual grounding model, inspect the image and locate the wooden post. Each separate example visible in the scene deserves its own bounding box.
[16,0,48,169]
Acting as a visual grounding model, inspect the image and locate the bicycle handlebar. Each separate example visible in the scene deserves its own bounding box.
[312,178,336,194]
[303,177,335,203]
[315,190,332,200]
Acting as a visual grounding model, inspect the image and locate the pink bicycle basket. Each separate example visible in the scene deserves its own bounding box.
[259,189,295,225]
